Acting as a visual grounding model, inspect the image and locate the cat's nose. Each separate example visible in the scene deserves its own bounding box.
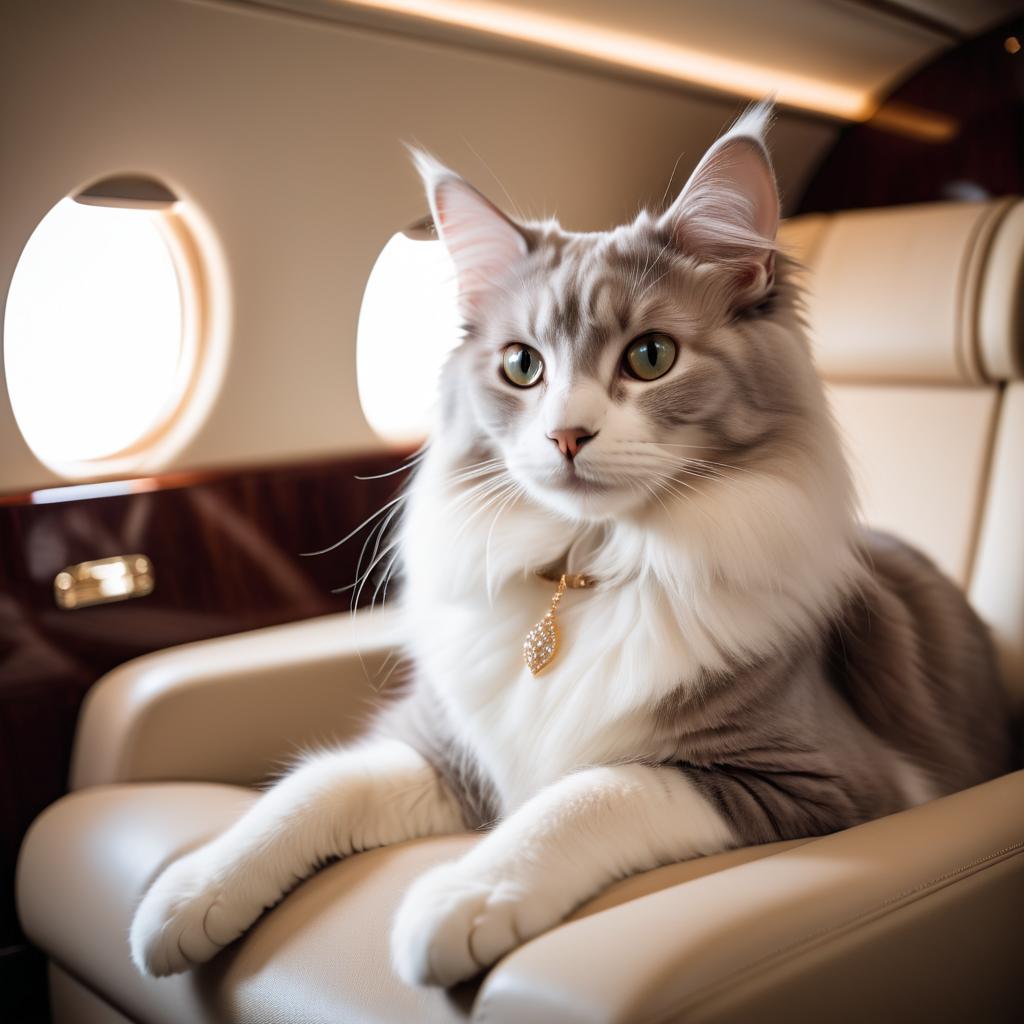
[547,427,597,460]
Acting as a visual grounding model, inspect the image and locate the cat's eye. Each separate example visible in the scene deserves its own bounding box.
[624,333,677,381]
[502,343,544,387]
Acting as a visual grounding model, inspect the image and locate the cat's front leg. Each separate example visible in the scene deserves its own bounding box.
[130,738,464,977]
[391,763,734,987]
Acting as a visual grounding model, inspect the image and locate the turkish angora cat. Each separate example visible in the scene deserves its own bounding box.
[131,103,1015,986]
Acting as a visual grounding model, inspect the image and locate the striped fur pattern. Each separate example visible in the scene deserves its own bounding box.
[130,104,1016,988]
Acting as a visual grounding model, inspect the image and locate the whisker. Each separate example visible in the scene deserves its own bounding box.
[301,491,407,557]
[353,447,428,480]
[455,479,518,542]
[352,500,404,612]
[464,138,529,223]
[350,510,396,612]
[372,650,409,694]
[484,484,522,598]
[370,538,404,609]
[446,475,513,518]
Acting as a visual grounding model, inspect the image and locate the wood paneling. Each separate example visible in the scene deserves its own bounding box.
[799,15,1024,212]
[0,449,412,962]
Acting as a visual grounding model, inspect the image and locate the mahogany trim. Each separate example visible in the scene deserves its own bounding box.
[0,447,417,960]
[0,447,420,507]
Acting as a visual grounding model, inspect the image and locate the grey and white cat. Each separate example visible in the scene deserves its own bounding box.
[130,104,1016,987]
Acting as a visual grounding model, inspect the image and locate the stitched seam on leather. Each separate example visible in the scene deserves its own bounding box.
[956,198,1014,384]
[967,197,1016,383]
[963,383,1004,587]
[958,199,1016,585]
[657,839,1024,1023]
[952,205,977,384]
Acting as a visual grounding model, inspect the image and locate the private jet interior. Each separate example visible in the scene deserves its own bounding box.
[2,1,1024,1022]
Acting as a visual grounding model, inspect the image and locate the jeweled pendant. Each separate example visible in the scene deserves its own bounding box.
[523,610,560,676]
[523,573,572,676]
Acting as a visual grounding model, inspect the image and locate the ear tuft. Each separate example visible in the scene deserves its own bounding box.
[725,98,775,153]
[407,146,452,198]
[409,147,528,317]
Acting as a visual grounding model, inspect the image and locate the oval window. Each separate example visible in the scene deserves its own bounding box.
[357,224,462,444]
[4,192,203,476]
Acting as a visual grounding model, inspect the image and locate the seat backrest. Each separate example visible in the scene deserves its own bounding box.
[781,200,1024,711]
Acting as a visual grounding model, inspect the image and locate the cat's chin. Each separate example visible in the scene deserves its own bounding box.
[521,475,644,522]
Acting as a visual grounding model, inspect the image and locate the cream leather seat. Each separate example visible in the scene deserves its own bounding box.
[17,200,1024,1023]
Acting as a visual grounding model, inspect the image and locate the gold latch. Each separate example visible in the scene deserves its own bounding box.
[54,555,155,610]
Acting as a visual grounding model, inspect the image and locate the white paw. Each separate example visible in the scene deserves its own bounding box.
[390,860,558,988]
[129,844,261,977]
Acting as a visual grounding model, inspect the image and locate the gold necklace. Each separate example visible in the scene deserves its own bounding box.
[523,571,594,676]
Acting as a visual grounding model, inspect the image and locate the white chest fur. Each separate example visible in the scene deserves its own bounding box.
[407,573,702,812]
[399,440,857,813]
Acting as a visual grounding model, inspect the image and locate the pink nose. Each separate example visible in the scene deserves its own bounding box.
[547,427,597,460]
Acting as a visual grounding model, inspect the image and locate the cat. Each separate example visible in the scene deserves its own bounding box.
[130,102,1016,987]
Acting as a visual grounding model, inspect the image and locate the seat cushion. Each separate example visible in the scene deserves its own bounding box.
[17,784,798,1024]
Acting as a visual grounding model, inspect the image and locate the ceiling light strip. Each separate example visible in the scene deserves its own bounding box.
[330,0,873,120]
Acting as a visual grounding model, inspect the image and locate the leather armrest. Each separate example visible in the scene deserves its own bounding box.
[70,609,404,790]
[478,770,1024,1024]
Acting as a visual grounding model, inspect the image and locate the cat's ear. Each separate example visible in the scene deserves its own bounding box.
[411,149,529,315]
[658,101,779,302]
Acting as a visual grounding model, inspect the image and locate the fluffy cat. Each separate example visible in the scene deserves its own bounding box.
[130,103,1016,987]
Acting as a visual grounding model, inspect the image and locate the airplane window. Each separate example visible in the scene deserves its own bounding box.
[3,195,199,476]
[357,226,462,443]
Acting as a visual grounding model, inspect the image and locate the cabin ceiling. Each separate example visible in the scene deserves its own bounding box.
[0,0,838,492]
[4,0,1021,493]
[894,0,1022,34]
[233,0,1024,118]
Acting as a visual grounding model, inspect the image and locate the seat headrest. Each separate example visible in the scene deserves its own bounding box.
[780,199,1024,385]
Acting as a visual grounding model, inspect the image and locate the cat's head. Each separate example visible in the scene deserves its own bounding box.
[415,103,823,524]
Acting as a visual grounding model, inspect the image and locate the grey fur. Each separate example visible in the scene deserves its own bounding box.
[380,530,1016,844]
[415,307,1013,842]
[376,683,501,830]
[387,123,1017,853]
[666,531,1016,843]
[443,204,814,468]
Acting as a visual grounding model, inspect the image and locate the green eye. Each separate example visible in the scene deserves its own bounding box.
[624,333,677,381]
[502,343,544,387]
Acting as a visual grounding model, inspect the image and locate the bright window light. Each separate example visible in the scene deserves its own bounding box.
[357,231,462,443]
[4,198,189,468]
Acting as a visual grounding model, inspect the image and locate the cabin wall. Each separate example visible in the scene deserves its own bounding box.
[0,0,836,495]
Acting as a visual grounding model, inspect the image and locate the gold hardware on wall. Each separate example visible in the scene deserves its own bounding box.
[54,555,155,610]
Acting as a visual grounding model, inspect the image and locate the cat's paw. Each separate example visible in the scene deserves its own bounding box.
[129,845,259,977]
[390,860,557,987]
